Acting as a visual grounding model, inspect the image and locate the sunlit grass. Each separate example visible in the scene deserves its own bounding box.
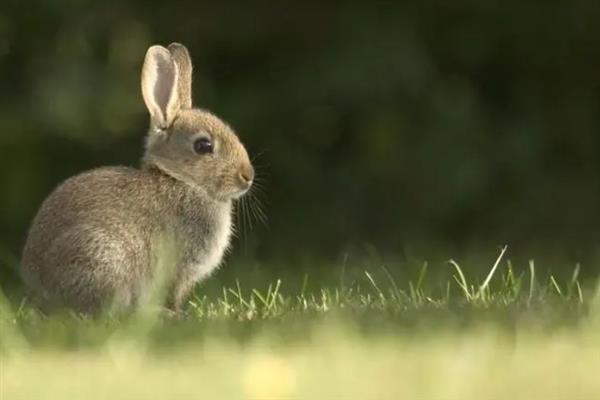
[3,319,600,399]
[1,249,600,399]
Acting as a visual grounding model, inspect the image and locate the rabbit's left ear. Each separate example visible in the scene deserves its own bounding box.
[141,45,180,128]
[168,43,193,109]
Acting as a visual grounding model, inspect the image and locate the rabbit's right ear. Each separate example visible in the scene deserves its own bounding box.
[168,43,193,109]
[141,45,180,129]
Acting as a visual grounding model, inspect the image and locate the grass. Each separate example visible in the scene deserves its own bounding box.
[2,248,600,399]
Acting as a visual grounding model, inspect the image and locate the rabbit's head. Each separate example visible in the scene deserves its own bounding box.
[141,43,254,201]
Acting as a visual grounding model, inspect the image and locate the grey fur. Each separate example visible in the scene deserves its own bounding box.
[21,43,254,314]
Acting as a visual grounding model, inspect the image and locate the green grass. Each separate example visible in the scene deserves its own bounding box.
[2,250,600,399]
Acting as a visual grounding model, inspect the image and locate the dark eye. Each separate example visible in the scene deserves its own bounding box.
[193,137,213,154]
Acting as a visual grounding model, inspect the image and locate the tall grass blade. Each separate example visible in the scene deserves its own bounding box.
[449,259,472,301]
[477,245,508,300]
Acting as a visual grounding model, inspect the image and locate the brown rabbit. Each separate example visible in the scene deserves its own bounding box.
[21,43,254,315]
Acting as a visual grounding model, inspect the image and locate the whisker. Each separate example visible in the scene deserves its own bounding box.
[252,170,271,180]
[250,200,268,226]
[242,194,253,231]
[250,184,268,199]
[232,201,241,239]
[251,149,269,163]
[247,191,268,226]
[239,198,248,238]
[252,178,268,186]
[250,190,268,209]
[234,149,270,241]
[240,197,249,250]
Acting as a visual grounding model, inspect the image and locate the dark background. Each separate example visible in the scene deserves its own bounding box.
[2,1,600,289]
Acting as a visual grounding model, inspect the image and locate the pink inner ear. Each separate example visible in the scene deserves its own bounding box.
[152,55,177,118]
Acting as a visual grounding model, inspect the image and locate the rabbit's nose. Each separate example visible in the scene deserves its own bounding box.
[239,164,254,185]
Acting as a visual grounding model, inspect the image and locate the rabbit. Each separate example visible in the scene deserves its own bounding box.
[20,43,254,315]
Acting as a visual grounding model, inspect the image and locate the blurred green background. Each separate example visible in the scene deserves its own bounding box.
[1,1,600,288]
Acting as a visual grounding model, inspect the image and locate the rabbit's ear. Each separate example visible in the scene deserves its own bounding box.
[168,43,193,109]
[141,45,180,128]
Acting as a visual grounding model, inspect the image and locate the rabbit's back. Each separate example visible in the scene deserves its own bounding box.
[21,166,168,312]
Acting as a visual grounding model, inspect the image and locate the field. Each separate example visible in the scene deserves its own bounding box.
[3,1,600,398]
[2,249,600,399]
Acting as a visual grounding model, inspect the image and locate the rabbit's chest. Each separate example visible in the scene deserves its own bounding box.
[179,210,232,280]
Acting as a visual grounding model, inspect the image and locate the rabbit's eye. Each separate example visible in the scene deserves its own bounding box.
[193,137,213,154]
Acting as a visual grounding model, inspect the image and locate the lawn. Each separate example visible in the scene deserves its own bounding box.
[2,248,600,399]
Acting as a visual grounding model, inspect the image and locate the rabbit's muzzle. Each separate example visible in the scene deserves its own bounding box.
[239,163,254,185]
[236,163,254,195]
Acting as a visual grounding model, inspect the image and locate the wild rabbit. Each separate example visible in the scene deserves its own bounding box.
[21,43,254,315]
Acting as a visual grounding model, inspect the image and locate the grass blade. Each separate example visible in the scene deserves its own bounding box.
[477,245,508,300]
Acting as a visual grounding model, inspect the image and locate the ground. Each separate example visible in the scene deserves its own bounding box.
[1,250,599,399]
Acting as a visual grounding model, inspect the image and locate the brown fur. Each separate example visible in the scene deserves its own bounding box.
[21,43,253,314]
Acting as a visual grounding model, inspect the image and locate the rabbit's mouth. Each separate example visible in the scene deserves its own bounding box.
[231,182,252,199]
